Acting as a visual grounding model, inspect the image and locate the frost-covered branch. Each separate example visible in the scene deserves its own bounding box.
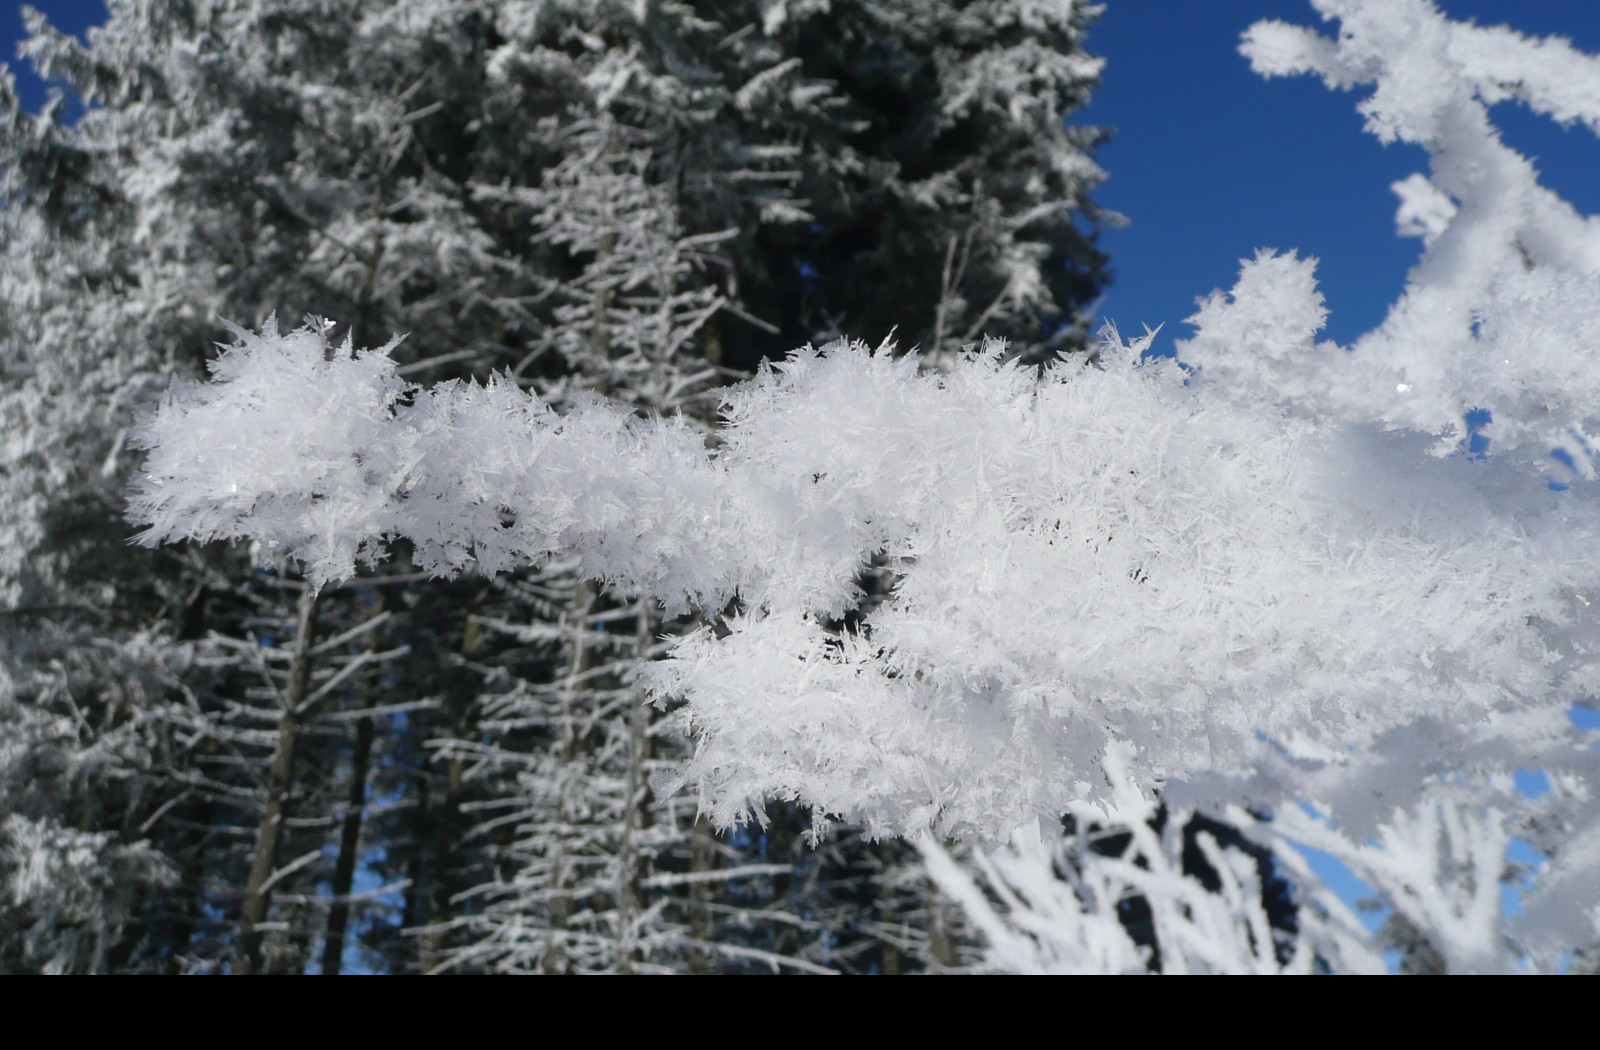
[918,747,1385,974]
[1198,0,1600,472]
[129,316,1600,841]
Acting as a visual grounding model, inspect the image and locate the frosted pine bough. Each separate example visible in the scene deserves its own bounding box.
[126,312,1600,838]
[129,0,1600,966]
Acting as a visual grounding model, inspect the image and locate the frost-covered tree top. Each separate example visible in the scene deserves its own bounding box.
[693,0,1113,357]
[131,0,1600,858]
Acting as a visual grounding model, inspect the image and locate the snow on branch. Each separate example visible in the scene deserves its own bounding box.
[1215,0,1600,474]
[919,747,1387,974]
[130,318,1600,841]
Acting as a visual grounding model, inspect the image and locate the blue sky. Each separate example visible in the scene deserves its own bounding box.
[9,1,1600,352]
[1080,1,1600,348]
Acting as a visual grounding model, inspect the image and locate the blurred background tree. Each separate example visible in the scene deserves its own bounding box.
[0,0,1111,972]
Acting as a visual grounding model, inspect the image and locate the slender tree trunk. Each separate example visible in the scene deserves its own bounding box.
[320,603,383,975]
[544,577,597,974]
[614,599,655,973]
[536,181,617,970]
[400,771,431,972]
[688,815,717,974]
[588,125,618,392]
[238,587,319,975]
[925,873,960,970]
[768,818,796,961]
[931,234,958,360]
[592,230,618,395]
[877,840,903,976]
[421,590,484,974]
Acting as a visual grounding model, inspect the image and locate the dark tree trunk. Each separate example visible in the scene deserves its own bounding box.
[238,587,319,975]
[320,606,383,975]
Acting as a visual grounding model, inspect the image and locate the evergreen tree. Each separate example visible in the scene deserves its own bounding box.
[3,0,1113,972]
[700,0,1113,363]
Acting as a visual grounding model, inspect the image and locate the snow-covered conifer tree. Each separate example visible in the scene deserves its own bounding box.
[8,0,1118,972]
[1,0,527,971]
